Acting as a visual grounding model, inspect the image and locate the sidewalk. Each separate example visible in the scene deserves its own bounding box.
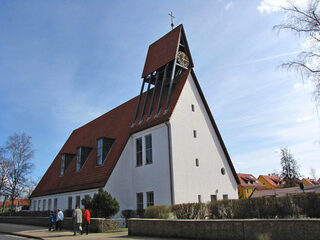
[0,223,189,240]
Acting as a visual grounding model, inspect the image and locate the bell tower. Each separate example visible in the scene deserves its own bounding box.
[132,24,194,127]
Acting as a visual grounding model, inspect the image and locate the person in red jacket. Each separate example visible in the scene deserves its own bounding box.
[83,207,91,235]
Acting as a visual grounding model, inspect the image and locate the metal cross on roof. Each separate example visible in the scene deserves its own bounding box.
[169,11,175,29]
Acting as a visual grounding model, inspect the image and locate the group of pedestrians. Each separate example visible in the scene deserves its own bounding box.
[48,205,91,236]
[48,208,64,231]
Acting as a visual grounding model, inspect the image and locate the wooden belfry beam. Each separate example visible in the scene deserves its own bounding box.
[132,78,146,125]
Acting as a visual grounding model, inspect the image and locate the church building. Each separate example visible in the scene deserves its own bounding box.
[30,25,239,215]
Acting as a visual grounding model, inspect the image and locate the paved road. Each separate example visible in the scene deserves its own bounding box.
[0,233,36,240]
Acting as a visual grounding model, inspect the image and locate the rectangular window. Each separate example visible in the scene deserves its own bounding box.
[195,158,199,167]
[191,104,195,112]
[136,138,142,166]
[54,198,58,211]
[97,138,114,166]
[38,200,41,211]
[68,197,72,210]
[223,194,228,200]
[76,147,92,171]
[146,191,154,207]
[33,201,36,211]
[136,192,143,215]
[76,196,80,207]
[211,195,217,201]
[60,155,65,176]
[43,200,46,211]
[145,134,152,164]
[198,195,202,203]
[60,153,75,176]
[193,130,197,138]
[48,199,52,211]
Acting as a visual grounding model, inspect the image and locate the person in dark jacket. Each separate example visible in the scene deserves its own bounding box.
[83,207,91,235]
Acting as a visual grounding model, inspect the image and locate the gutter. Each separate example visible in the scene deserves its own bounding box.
[165,121,175,205]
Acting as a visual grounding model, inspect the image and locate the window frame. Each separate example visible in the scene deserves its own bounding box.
[145,134,153,165]
[146,191,154,207]
[136,138,143,167]
[68,197,73,210]
[136,192,144,215]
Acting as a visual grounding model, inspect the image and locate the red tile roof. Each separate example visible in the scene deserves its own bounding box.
[141,24,194,78]
[251,185,320,198]
[259,175,284,188]
[237,173,265,189]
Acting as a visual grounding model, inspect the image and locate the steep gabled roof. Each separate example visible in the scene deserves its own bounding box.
[30,70,191,198]
[259,175,284,188]
[237,173,265,189]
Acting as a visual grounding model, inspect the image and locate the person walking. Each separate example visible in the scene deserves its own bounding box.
[48,211,56,231]
[83,207,91,235]
[72,205,82,236]
[55,209,64,231]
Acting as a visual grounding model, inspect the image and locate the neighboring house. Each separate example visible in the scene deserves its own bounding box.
[0,199,30,212]
[258,175,284,189]
[30,25,239,216]
[237,173,266,199]
[301,178,318,186]
[250,185,320,198]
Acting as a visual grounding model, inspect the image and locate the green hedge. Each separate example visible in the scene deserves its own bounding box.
[144,205,171,219]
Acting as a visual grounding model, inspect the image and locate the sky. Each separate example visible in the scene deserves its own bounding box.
[0,0,319,183]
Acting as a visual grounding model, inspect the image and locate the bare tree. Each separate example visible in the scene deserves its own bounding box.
[310,166,318,179]
[279,148,301,187]
[274,0,320,107]
[3,133,34,213]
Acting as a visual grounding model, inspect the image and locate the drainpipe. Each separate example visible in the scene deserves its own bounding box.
[165,121,175,205]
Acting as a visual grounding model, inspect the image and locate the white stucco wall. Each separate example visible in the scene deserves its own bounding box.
[170,73,238,204]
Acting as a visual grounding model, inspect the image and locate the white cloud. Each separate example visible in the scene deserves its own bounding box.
[225,2,234,10]
[296,116,313,122]
[294,83,303,89]
[257,0,309,14]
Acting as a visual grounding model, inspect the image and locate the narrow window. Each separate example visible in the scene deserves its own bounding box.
[191,104,195,112]
[145,134,152,164]
[136,192,143,215]
[76,147,92,171]
[223,194,228,200]
[195,158,199,167]
[193,130,197,138]
[198,195,202,203]
[61,153,75,176]
[60,154,65,176]
[146,191,154,207]
[211,195,217,202]
[48,199,52,211]
[68,197,72,210]
[76,196,80,207]
[43,200,46,211]
[54,198,58,211]
[38,200,40,211]
[136,138,142,166]
[33,201,36,211]
[97,138,103,166]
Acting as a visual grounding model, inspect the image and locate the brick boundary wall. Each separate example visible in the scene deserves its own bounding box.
[0,216,121,232]
[128,218,320,240]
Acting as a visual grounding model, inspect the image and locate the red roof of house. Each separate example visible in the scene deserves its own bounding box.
[259,175,284,188]
[141,24,194,78]
[0,199,30,207]
[237,173,265,189]
[31,25,239,198]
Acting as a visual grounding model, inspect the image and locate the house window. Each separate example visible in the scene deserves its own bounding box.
[76,147,92,172]
[38,200,40,211]
[198,195,202,203]
[43,200,46,211]
[97,137,114,166]
[136,138,143,167]
[33,201,36,211]
[136,192,143,215]
[68,197,72,210]
[146,191,154,207]
[145,134,152,164]
[193,130,197,138]
[211,195,217,201]
[195,158,199,167]
[221,167,226,175]
[54,198,58,210]
[191,104,195,112]
[223,194,228,200]
[60,153,75,176]
[76,196,80,207]
[48,199,52,211]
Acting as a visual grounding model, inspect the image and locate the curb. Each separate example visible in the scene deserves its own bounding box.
[0,231,43,239]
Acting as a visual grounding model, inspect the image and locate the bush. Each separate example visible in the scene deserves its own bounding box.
[171,203,207,219]
[91,188,120,218]
[144,205,171,219]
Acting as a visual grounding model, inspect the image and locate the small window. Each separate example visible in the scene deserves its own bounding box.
[191,104,195,112]
[38,200,41,211]
[145,134,152,164]
[76,196,81,207]
[146,191,154,207]
[193,130,197,138]
[136,138,143,166]
[54,198,58,211]
[33,201,36,211]
[136,192,143,215]
[198,195,202,203]
[48,199,52,211]
[223,194,228,200]
[221,167,226,175]
[60,153,75,175]
[76,147,92,172]
[195,158,199,167]
[43,200,46,211]
[68,197,72,210]
[211,195,217,201]
[97,137,114,166]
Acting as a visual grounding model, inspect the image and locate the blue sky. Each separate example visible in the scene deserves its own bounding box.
[1,0,319,182]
